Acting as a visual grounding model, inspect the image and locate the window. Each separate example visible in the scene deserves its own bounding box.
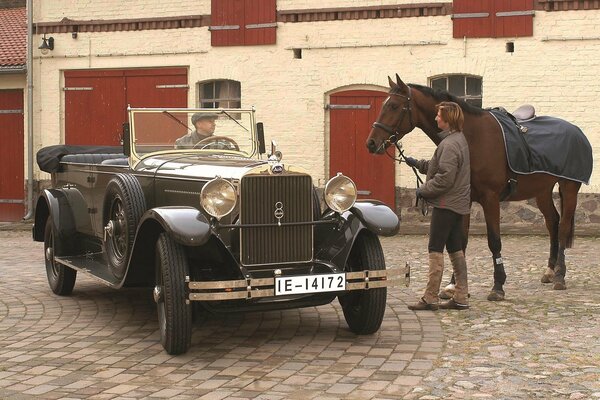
[452,0,534,38]
[430,75,483,108]
[211,0,277,46]
[197,80,241,108]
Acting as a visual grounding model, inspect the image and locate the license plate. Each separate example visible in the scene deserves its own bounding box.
[275,273,346,296]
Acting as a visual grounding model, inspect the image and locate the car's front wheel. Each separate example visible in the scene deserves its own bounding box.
[44,217,77,295]
[338,231,387,334]
[154,233,192,355]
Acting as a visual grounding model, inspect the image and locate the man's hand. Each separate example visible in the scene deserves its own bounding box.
[404,156,418,168]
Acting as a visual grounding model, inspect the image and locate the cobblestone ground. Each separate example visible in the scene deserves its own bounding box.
[0,230,598,399]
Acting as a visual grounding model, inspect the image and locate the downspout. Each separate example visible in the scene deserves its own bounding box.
[23,0,34,220]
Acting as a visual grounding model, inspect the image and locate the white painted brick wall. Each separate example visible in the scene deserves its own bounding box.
[33,7,600,193]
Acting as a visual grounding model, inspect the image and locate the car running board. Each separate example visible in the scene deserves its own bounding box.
[54,254,121,287]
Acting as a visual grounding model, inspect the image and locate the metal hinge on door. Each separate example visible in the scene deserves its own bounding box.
[209,25,240,31]
[156,84,190,89]
[87,208,97,214]
[63,87,94,91]
[87,176,95,183]
[326,104,371,110]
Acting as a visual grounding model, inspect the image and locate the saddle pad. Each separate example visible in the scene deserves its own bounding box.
[489,109,593,185]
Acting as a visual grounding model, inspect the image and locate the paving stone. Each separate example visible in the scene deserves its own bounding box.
[1,231,599,398]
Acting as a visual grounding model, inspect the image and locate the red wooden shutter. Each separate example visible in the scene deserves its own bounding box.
[453,0,533,38]
[244,0,277,45]
[211,0,276,46]
[494,0,534,37]
[453,0,493,38]
[211,0,244,46]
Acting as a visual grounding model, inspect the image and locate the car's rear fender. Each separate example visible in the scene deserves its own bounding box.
[32,190,77,253]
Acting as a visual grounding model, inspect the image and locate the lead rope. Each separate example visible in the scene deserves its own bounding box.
[384,141,428,216]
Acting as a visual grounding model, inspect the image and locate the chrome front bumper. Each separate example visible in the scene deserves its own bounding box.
[187,268,404,301]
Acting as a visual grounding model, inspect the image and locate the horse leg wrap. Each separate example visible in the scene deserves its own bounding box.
[493,255,507,290]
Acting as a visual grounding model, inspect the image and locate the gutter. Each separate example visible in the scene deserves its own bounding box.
[0,66,26,74]
[23,0,33,220]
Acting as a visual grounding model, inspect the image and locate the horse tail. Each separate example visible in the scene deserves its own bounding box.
[558,185,575,248]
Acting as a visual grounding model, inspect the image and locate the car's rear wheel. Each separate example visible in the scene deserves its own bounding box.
[104,174,146,280]
[338,231,387,334]
[154,233,192,355]
[44,217,77,295]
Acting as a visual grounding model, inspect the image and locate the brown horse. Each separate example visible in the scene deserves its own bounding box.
[366,74,585,301]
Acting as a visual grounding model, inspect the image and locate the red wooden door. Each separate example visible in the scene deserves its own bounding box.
[329,90,395,207]
[0,89,24,221]
[65,68,187,146]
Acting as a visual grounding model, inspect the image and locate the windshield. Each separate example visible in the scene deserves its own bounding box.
[129,108,257,158]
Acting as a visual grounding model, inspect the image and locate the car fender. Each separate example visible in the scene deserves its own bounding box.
[314,201,398,269]
[349,200,399,237]
[122,207,214,287]
[32,189,77,250]
[138,207,212,246]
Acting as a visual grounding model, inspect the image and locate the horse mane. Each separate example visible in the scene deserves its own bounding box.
[408,84,485,116]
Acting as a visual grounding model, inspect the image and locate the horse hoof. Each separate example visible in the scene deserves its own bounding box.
[541,268,555,284]
[553,281,567,290]
[487,290,505,301]
[439,284,455,300]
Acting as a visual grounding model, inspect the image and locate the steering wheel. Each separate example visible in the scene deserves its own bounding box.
[192,136,240,151]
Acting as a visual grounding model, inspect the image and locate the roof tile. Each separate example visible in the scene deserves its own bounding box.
[0,7,26,68]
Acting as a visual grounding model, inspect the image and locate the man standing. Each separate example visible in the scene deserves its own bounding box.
[175,113,218,148]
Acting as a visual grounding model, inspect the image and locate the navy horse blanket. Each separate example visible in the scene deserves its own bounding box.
[489,109,593,185]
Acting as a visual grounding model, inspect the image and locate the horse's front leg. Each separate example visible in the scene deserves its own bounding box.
[481,198,506,301]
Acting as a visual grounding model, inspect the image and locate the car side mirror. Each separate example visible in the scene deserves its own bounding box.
[256,122,266,154]
[122,122,131,156]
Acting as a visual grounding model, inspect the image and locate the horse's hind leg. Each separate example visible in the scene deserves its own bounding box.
[535,190,560,283]
[553,180,581,290]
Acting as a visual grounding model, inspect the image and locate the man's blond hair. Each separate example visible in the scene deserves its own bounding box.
[436,101,464,132]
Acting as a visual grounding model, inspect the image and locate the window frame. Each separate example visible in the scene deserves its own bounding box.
[197,79,242,109]
[429,74,483,108]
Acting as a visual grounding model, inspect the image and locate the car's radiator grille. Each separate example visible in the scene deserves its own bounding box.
[240,173,313,266]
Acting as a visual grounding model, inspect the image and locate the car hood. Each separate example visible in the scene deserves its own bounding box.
[134,152,267,180]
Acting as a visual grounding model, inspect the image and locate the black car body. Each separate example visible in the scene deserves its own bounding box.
[33,107,400,354]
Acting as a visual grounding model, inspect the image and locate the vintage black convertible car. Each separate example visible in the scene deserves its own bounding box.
[33,107,400,354]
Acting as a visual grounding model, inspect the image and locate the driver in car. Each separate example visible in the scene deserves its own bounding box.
[175,113,218,149]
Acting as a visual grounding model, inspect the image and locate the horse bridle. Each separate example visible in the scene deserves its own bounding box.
[371,86,414,146]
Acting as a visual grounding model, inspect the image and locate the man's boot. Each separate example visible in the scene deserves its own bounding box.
[439,251,469,310]
[407,252,444,311]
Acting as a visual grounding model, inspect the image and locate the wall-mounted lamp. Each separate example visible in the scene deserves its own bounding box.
[39,34,54,54]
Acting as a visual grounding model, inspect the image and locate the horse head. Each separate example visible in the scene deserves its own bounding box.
[366,74,415,154]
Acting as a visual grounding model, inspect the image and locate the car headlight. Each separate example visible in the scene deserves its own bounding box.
[324,173,357,213]
[200,178,237,219]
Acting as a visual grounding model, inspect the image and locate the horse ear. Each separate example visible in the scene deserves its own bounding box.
[388,76,396,88]
[395,73,407,88]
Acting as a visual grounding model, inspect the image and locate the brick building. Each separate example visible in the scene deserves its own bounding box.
[13,1,600,224]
